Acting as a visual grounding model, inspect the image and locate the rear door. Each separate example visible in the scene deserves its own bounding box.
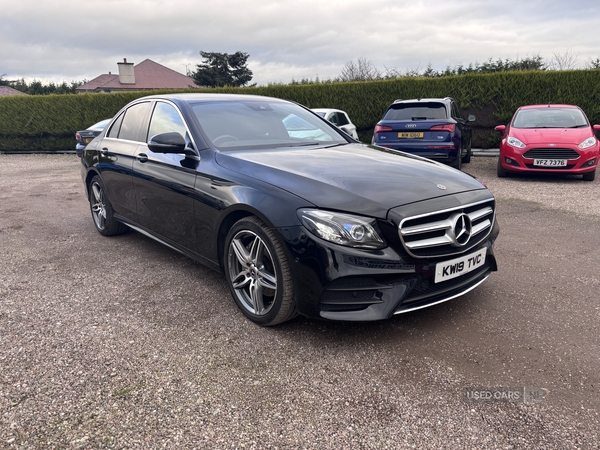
[96,101,152,223]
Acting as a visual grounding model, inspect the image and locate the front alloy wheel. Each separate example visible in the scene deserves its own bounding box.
[225,217,296,325]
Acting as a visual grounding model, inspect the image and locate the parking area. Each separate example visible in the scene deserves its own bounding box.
[1,154,599,448]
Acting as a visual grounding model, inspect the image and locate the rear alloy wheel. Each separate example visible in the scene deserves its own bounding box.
[224,217,297,326]
[89,176,128,236]
[497,158,509,178]
[582,170,596,182]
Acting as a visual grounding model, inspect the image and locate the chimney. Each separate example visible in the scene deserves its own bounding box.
[117,58,135,84]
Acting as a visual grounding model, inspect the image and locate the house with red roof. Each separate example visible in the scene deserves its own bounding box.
[0,86,27,96]
[76,58,198,93]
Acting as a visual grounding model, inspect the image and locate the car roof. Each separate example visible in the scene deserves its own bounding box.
[518,104,580,110]
[134,93,289,104]
[311,108,345,114]
[392,97,453,105]
[91,119,111,128]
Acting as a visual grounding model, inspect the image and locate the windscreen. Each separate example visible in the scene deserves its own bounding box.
[191,101,347,149]
[512,107,589,128]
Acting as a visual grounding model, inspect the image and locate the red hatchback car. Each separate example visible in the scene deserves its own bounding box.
[495,104,600,181]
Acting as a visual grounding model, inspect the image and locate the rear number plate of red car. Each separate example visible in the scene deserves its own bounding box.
[534,159,567,167]
[434,248,487,283]
[398,132,423,139]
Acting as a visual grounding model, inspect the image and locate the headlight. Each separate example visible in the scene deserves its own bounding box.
[506,136,526,149]
[578,136,597,149]
[298,209,386,249]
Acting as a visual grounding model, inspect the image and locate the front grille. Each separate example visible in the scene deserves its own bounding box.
[399,199,495,258]
[523,148,580,160]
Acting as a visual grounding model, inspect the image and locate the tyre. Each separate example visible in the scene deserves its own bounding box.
[461,142,472,164]
[497,158,509,177]
[89,176,129,236]
[583,169,596,182]
[224,216,297,326]
[450,153,462,170]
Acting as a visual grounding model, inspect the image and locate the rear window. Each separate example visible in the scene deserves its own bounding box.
[384,102,448,120]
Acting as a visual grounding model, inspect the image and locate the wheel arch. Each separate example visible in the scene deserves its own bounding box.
[84,168,101,198]
[215,205,279,272]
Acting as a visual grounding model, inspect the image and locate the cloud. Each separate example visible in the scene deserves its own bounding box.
[1,0,599,85]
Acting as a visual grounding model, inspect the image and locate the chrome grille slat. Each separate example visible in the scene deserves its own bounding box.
[399,199,495,258]
[468,206,493,222]
[471,220,491,236]
[406,235,453,249]
[401,218,452,236]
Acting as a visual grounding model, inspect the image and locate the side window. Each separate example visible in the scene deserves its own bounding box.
[148,102,187,140]
[451,102,462,120]
[328,113,339,125]
[336,112,350,126]
[107,112,124,138]
[118,102,151,142]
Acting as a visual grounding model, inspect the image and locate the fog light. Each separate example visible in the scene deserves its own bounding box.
[505,157,513,164]
[583,158,596,167]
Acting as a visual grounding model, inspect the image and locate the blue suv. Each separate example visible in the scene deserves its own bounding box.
[372,98,476,170]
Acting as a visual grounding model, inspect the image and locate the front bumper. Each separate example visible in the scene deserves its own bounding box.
[499,144,599,174]
[320,239,496,322]
[279,213,499,322]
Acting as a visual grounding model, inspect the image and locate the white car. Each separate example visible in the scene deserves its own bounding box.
[312,108,359,140]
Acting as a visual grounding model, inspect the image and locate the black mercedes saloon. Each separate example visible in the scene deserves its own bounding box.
[81,93,499,325]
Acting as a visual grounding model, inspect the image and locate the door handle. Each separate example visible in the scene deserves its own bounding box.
[137,153,149,163]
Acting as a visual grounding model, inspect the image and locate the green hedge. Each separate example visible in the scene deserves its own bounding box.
[1,70,599,151]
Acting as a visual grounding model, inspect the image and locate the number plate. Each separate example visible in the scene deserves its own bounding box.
[533,159,567,167]
[398,132,423,139]
[85,137,93,143]
[434,248,487,283]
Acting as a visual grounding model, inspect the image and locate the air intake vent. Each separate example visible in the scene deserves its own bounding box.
[523,148,580,160]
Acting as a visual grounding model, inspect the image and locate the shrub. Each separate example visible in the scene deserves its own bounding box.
[1,70,599,151]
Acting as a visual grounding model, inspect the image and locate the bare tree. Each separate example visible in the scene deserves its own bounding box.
[548,50,579,70]
[338,57,382,82]
[383,63,422,79]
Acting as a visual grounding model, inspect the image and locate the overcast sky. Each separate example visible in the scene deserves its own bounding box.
[2,0,600,86]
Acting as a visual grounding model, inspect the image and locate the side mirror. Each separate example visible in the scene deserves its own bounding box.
[467,114,476,123]
[494,125,506,132]
[593,124,600,131]
[148,132,186,154]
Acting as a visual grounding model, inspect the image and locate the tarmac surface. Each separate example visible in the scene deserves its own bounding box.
[1,154,599,448]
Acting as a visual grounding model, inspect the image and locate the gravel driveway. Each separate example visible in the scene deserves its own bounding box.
[1,154,599,448]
